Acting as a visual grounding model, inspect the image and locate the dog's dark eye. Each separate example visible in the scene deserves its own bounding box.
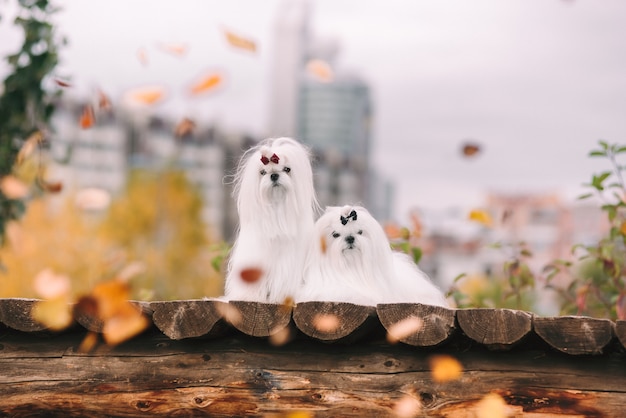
[283,167,291,173]
[357,230,363,235]
[260,169,266,176]
[332,232,340,239]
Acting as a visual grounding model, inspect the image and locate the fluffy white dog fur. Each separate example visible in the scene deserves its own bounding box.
[298,205,448,307]
[224,137,318,303]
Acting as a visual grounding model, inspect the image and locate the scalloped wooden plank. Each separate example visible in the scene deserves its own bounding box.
[226,301,292,338]
[376,303,455,347]
[293,301,377,343]
[0,298,50,332]
[534,316,614,355]
[615,320,626,349]
[151,300,225,340]
[457,308,532,349]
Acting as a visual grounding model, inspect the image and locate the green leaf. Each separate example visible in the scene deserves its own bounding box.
[615,146,626,154]
[577,193,594,200]
[453,273,467,283]
[411,246,422,264]
[589,150,606,157]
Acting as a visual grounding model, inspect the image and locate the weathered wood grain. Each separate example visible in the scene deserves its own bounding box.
[376,303,456,347]
[457,308,533,349]
[293,301,378,343]
[226,301,292,337]
[151,299,225,340]
[616,320,626,349]
[0,331,625,417]
[0,298,49,332]
[534,316,615,355]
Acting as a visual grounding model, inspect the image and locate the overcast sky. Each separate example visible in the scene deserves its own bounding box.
[1,0,625,223]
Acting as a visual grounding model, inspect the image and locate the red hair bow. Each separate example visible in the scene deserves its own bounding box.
[261,153,280,165]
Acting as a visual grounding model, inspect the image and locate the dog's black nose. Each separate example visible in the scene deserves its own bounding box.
[345,235,355,245]
[270,173,279,182]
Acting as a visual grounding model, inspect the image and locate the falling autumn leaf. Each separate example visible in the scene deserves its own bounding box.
[32,296,73,331]
[223,29,257,52]
[269,326,291,346]
[125,85,166,105]
[393,395,422,418]
[91,280,131,319]
[215,302,243,325]
[98,89,112,111]
[79,104,95,129]
[189,72,223,96]
[174,117,196,138]
[54,78,72,88]
[240,267,263,283]
[429,354,463,383]
[136,47,149,66]
[461,142,482,157]
[36,176,63,193]
[102,309,149,346]
[33,268,71,299]
[0,175,29,199]
[386,316,424,344]
[312,313,340,333]
[384,223,402,240]
[16,131,43,165]
[468,209,494,228]
[157,42,188,57]
[78,332,99,353]
[306,59,333,82]
[320,235,327,254]
[476,393,509,418]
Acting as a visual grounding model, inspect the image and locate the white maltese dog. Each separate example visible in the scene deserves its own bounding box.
[298,205,448,307]
[224,137,318,303]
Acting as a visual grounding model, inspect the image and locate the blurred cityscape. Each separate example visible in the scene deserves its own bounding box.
[39,0,609,302]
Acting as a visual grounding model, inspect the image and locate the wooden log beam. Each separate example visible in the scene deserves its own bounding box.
[534,316,615,355]
[0,330,625,416]
[151,300,226,340]
[293,302,378,343]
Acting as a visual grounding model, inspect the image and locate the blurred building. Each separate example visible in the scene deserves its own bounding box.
[268,0,393,220]
[49,100,247,241]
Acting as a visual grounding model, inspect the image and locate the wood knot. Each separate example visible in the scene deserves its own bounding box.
[134,400,152,411]
[420,392,435,406]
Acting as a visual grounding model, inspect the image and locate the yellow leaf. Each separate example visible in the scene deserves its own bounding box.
[476,393,509,418]
[32,296,73,331]
[429,354,463,382]
[223,29,257,52]
[468,209,493,228]
[17,131,43,165]
[386,316,423,344]
[620,221,626,236]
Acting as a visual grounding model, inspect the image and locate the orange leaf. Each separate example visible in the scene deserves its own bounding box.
[384,223,401,240]
[393,395,422,418]
[157,42,188,57]
[620,221,626,236]
[268,326,291,346]
[78,332,99,353]
[215,302,242,325]
[79,104,95,129]
[37,177,63,193]
[468,209,493,228]
[223,29,257,52]
[126,85,166,105]
[103,310,149,346]
[240,268,263,283]
[189,72,222,95]
[91,280,131,320]
[312,313,340,333]
[320,235,327,254]
[32,296,73,331]
[429,354,463,383]
[461,142,482,157]
[306,59,333,82]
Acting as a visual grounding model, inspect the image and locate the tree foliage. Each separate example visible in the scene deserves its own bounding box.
[0,0,63,242]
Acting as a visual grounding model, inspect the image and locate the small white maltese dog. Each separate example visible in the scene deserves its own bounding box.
[297,205,448,307]
[224,137,318,303]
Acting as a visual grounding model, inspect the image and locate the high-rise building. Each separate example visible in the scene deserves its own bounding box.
[268,1,393,219]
